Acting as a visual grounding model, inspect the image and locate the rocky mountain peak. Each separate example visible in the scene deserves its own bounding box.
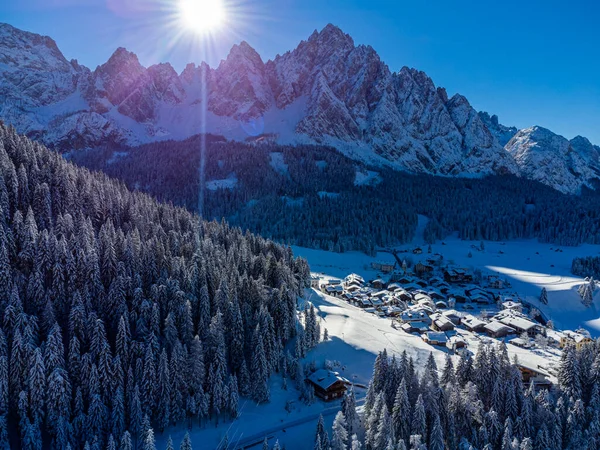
[0,22,599,193]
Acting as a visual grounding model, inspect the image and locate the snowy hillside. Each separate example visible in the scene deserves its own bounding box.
[2,22,600,192]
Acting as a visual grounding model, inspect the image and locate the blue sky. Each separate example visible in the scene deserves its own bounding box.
[1,0,599,143]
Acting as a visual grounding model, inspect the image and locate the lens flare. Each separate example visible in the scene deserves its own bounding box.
[178,0,225,34]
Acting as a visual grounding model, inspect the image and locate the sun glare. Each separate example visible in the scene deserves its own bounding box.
[179,0,226,34]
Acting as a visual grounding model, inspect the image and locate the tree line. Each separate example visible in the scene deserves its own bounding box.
[0,124,310,449]
[315,339,600,450]
[71,136,600,254]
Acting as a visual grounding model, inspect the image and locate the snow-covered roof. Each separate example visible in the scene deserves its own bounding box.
[485,321,514,334]
[424,332,448,343]
[499,316,537,332]
[462,315,486,328]
[307,369,349,390]
[563,330,591,343]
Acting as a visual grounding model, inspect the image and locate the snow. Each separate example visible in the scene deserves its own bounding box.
[206,173,238,191]
[293,235,600,336]
[269,152,289,175]
[354,169,381,186]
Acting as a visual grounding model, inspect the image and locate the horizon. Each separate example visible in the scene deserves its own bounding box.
[1,0,599,144]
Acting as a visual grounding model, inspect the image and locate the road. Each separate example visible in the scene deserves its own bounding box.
[233,398,366,449]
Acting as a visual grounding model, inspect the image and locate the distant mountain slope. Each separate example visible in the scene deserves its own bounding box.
[0,22,599,192]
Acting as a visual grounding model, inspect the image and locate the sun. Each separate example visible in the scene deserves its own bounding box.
[178,0,226,34]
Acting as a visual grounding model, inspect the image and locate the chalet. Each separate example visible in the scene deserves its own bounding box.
[429,276,443,285]
[414,262,434,277]
[370,297,384,308]
[423,331,448,346]
[327,279,341,285]
[370,279,385,289]
[413,247,423,255]
[484,321,515,338]
[429,313,455,332]
[498,315,539,337]
[401,321,430,334]
[427,289,445,300]
[385,305,404,317]
[426,254,444,266]
[414,292,434,304]
[345,284,361,293]
[516,362,552,390]
[487,275,504,289]
[471,294,494,305]
[560,330,594,350]
[395,290,412,302]
[444,268,473,284]
[387,283,401,292]
[310,274,321,289]
[509,337,533,349]
[466,287,490,298]
[461,315,487,332]
[325,285,344,296]
[434,300,448,309]
[355,297,372,308]
[403,283,421,292]
[306,369,349,401]
[394,275,414,284]
[415,280,429,288]
[399,309,431,324]
[371,261,395,273]
[442,310,464,325]
[502,301,523,313]
[448,290,467,303]
[344,274,364,287]
[447,336,467,353]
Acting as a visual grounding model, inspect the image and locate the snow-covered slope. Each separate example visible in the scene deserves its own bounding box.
[1,22,599,192]
[506,126,599,194]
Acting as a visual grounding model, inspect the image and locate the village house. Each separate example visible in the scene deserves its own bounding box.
[484,321,515,338]
[560,330,594,350]
[414,262,434,277]
[306,369,349,401]
[487,275,505,289]
[325,285,344,297]
[442,310,464,326]
[310,274,321,289]
[413,247,423,255]
[371,261,395,273]
[370,278,385,289]
[401,321,430,334]
[426,254,444,266]
[429,313,455,332]
[395,290,412,302]
[497,314,539,337]
[502,300,523,314]
[444,268,473,284]
[422,331,449,346]
[461,314,487,332]
[399,309,432,324]
[447,336,467,353]
[516,362,552,390]
[509,337,534,349]
[387,283,401,292]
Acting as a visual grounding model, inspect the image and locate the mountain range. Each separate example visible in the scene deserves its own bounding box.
[1,22,599,194]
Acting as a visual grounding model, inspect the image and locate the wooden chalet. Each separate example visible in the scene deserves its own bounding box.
[414,262,434,277]
[444,268,473,284]
[423,331,449,346]
[516,362,552,390]
[306,369,349,401]
[484,321,515,338]
[371,261,395,273]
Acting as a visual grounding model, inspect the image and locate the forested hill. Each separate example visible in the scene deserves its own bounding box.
[72,137,600,255]
[0,124,310,449]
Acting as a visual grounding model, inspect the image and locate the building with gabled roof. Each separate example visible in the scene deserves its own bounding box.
[306,369,349,401]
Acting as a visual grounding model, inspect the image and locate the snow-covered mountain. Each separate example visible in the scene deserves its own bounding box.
[1,22,599,192]
[506,127,598,194]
